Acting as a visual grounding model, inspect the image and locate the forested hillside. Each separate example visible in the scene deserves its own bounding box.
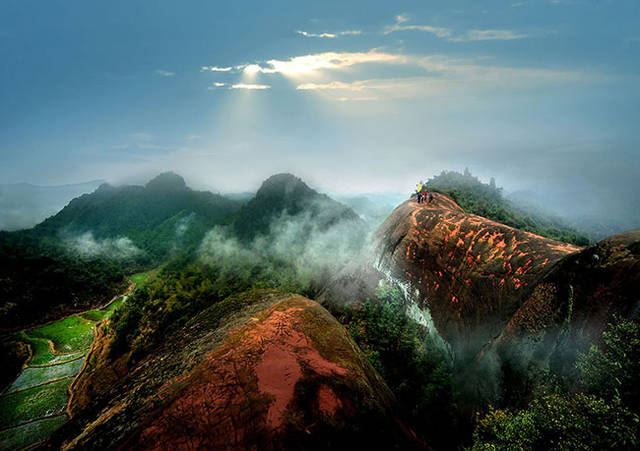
[0,233,127,330]
[34,172,242,262]
[423,169,591,245]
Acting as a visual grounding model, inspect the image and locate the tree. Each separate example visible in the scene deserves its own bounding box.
[577,318,640,412]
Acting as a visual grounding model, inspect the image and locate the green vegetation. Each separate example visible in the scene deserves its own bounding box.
[0,378,70,428]
[472,318,640,450]
[1,172,243,333]
[29,315,95,354]
[81,296,126,322]
[423,169,590,245]
[337,283,460,449]
[8,357,83,393]
[130,270,155,285]
[16,333,55,366]
[109,258,307,360]
[0,232,127,330]
[229,173,360,241]
[577,317,640,410]
[33,172,241,263]
[0,415,67,451]
[0,294,127,448]
[473,393,638,450]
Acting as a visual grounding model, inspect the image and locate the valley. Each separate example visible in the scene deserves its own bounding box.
[0,274,147,450]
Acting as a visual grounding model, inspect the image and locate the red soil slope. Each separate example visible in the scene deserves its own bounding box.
[375,194,580,359]
[56,291,418,450]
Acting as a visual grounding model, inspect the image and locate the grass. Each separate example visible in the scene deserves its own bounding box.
[0,287,131,447]
[130,270,155,286]
[0,414,67,451]
[81,309,109,322]
[105,295,126,312]
[0,378,70,428]
[16,333,54,366]
[8,358,84,393]
[81,295,127,323]
[29,316,96,354]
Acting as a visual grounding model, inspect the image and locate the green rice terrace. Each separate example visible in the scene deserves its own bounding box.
[0,271,153,450]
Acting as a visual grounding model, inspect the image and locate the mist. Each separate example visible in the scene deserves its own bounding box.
[199,200,372,291]
[65,231,142,259]
[0,181,103,232]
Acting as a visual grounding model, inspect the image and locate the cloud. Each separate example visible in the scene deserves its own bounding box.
[384,16,528,42]
[230,83,271,90]
[385,24,453,39]
[296,30,362,38]
[207,82,227,90]
[200,66,233,72]
[198,200,371,287]
[240,51,401,75]
[175,213,195,238]
[297,81,368,91]
[155,69,175,77]
[295,57,593,101]
[65,232,142,259]
[297,30,337,38]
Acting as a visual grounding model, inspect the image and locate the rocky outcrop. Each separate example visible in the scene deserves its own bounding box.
[53,290,419,450]
[473,230,640,399]
[375,194,580,361]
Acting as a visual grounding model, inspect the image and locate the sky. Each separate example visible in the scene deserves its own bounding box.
[1,0,639,222]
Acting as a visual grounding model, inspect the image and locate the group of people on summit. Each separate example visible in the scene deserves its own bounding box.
[415,182,434,204]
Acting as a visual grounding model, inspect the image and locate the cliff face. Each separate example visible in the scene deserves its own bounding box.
[56,291,418,450]
[375,194,640,402]
[375,194,581,360]
[476,230,640,387]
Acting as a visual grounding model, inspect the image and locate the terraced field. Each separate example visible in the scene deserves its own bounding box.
[0,275,144,450]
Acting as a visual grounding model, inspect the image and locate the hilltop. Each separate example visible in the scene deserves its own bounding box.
[229,173,362,242]
[374,190,640,407]
[33,172,242,261]
[49,290,419,449]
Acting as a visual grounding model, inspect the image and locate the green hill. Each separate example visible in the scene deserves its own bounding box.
[0,173,243,330]
[229,173,362,242]
[34,172,242,261]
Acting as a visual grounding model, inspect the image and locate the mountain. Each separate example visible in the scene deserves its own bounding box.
[375,193,581,362]
[50,290,419,449]
[0,173,243,330]
[229,173,362,242]
[373,191,640,404]
[0,180,104,232]
[3,171,638,450]
[33,172,242,261]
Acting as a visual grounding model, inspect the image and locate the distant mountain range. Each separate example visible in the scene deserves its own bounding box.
[0,180,105,231]
[0,172,363,330]
[33,172,242,262]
